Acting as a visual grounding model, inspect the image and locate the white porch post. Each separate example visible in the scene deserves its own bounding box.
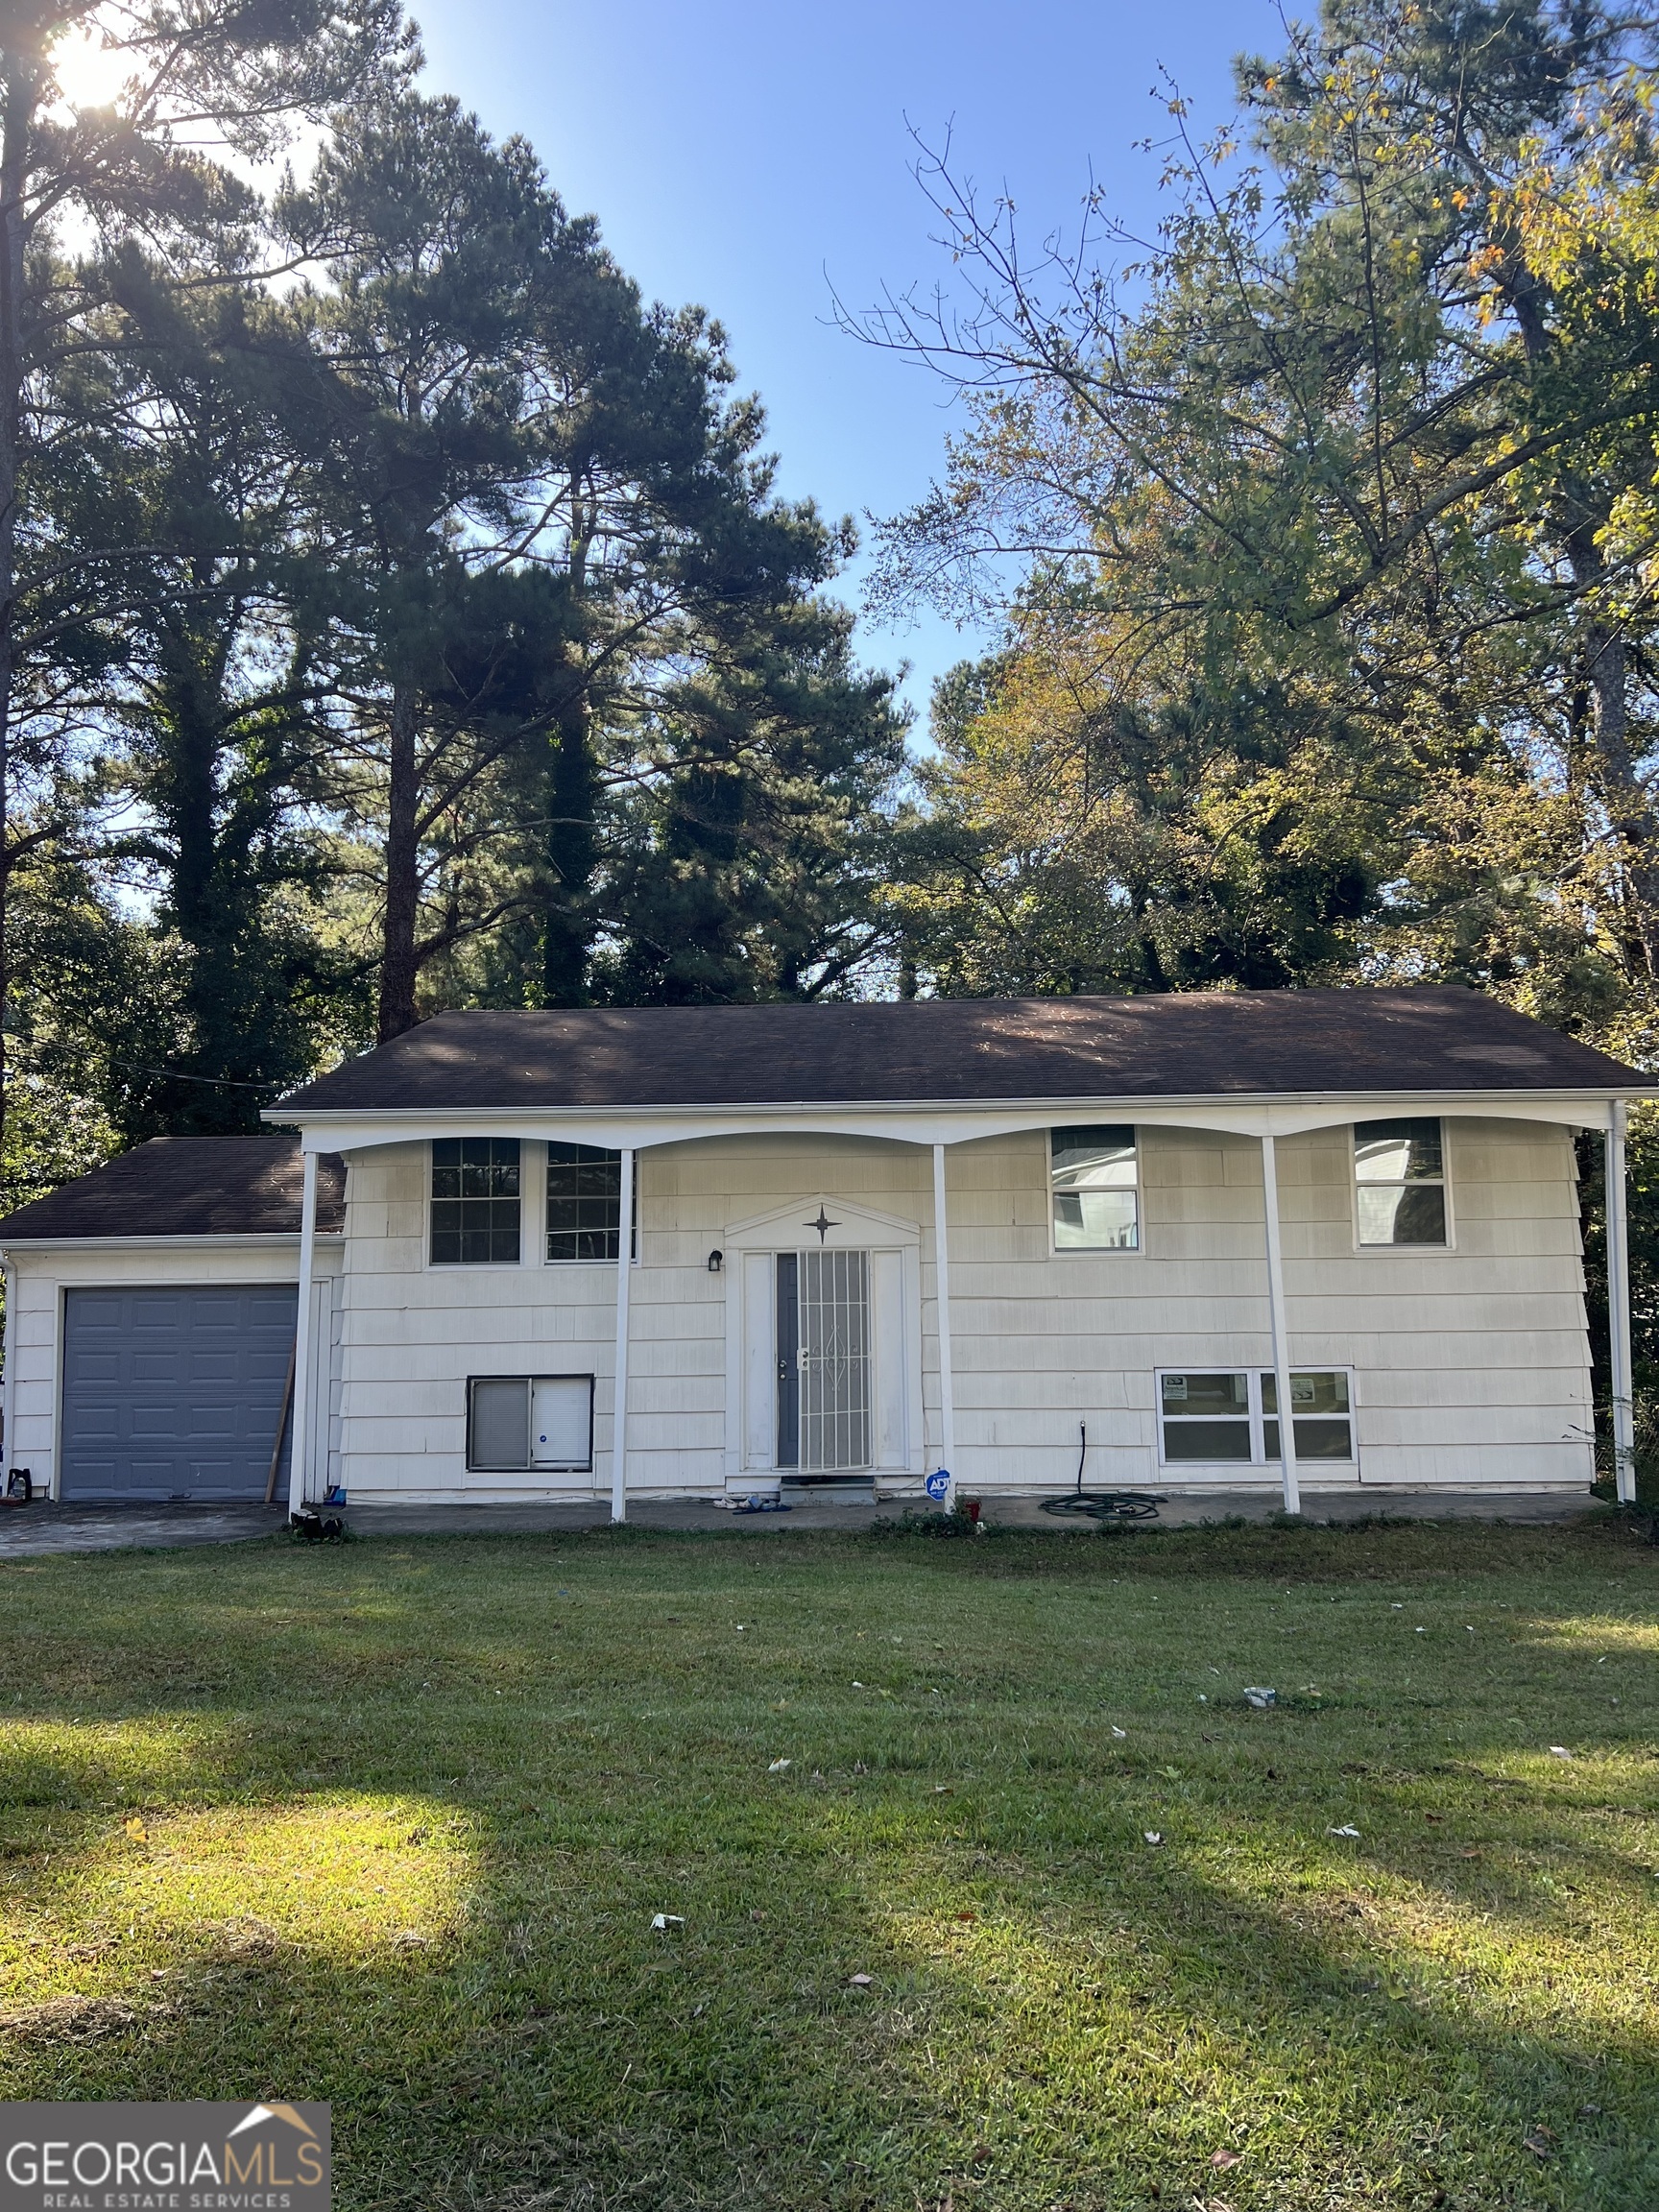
[1,1257,14,1482]
[1607,1099,1637,1503]
[1260,1133,1300,1516]
[931,1142,956,1503]
[611,1146,636,1524]
[286,1147,319,1517]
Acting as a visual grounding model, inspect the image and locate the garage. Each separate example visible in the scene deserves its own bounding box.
[60,1284,298,1502]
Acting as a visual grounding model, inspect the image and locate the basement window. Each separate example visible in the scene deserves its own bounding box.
[1051,1125,1139,1250]
[1159,1370,1354,1464]
[468,1375,594,1472]
[1354,1118,1447,1245]
[431,1138,521,1264]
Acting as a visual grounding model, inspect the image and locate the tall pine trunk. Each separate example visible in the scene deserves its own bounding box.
[377,682,421,1039]
[0,52,35,1187]
[542,665,593,1005]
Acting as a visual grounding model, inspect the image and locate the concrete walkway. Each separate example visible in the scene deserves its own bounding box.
[0,1502,287,1558]
[342,1486,1594,1539]
[0,1486,1596,1557]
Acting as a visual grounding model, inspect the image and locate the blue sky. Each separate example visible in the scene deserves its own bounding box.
[413,0,1285,735]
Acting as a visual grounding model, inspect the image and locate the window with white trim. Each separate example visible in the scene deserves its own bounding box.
[1050,1125,1139,1250]
[431,1138,521,1264]
[468,1375,593,1472]
[1158,1370,1355,1463]
[1354,1118,1447,1245]
[546,1142,637,1262]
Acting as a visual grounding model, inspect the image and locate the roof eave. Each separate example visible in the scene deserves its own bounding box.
[262,1083,1647,1149]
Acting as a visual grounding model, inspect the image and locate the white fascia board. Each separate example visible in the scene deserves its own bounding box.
[0,1233,342,1256]
[269,1088,1632,1153]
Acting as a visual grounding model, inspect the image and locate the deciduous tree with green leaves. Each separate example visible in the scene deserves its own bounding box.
[863,0,1659,1042]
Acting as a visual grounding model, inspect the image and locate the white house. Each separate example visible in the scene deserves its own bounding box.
[0,989,1647,1517]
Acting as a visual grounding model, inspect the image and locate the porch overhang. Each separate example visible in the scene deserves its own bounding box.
[272,1085,1640,1154]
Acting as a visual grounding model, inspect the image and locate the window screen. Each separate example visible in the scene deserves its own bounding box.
[469,1378,529,1469]
[547,1142,633,1262]
[1354,1118,1446,1245]
[468,1374,593,1472]
[1051,1125,1139,1250]
[431,1138,521,1264]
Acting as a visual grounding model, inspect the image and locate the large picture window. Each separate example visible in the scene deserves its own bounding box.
[546,1142,636,1262]
[431,1138,521,1264]
[1354,1118,1447,1245]
[1050,1125,1139,1250]
[468,1374,593,1472]
[1159,1370,1355,1464]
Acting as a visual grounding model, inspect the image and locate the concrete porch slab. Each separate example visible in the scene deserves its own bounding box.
[338,1486,1595,1538]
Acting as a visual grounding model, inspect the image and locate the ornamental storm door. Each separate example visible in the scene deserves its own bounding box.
[774,1247,872,1473]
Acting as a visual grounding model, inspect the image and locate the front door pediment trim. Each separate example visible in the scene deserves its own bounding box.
[721,1193,921,1249]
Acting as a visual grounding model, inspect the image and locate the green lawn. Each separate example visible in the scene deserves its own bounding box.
[1,1516,1656,2211]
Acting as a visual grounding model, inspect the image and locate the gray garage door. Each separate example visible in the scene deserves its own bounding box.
[60,1285,298,1502]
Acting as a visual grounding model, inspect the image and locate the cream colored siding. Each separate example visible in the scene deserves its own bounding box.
[324,1116,1592,1500]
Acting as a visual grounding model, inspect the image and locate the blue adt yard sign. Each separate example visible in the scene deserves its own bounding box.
[924,1469,950,1502]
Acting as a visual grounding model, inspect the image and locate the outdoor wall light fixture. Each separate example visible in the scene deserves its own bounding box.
[708,1249,724,1273]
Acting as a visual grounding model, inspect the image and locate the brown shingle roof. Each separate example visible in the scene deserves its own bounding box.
[273,988,1647,1114]
[0,1137,345,1242]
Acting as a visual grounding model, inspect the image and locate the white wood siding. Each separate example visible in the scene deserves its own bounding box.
[329,1118,1592,1500]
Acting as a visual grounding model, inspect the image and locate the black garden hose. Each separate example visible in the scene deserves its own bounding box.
[1039,1423,1165,1521]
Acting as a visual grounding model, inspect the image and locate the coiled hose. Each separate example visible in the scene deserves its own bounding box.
[1040,1423,1165,1521]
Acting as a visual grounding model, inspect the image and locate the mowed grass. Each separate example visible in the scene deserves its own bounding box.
[0,1518,1656,2211]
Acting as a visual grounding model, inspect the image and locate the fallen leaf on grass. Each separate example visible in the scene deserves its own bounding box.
[1523,2128,1557,2157]
[848,1972,875,1988]
[1210,2148,1242,2169]
[123,1816,147,1843]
